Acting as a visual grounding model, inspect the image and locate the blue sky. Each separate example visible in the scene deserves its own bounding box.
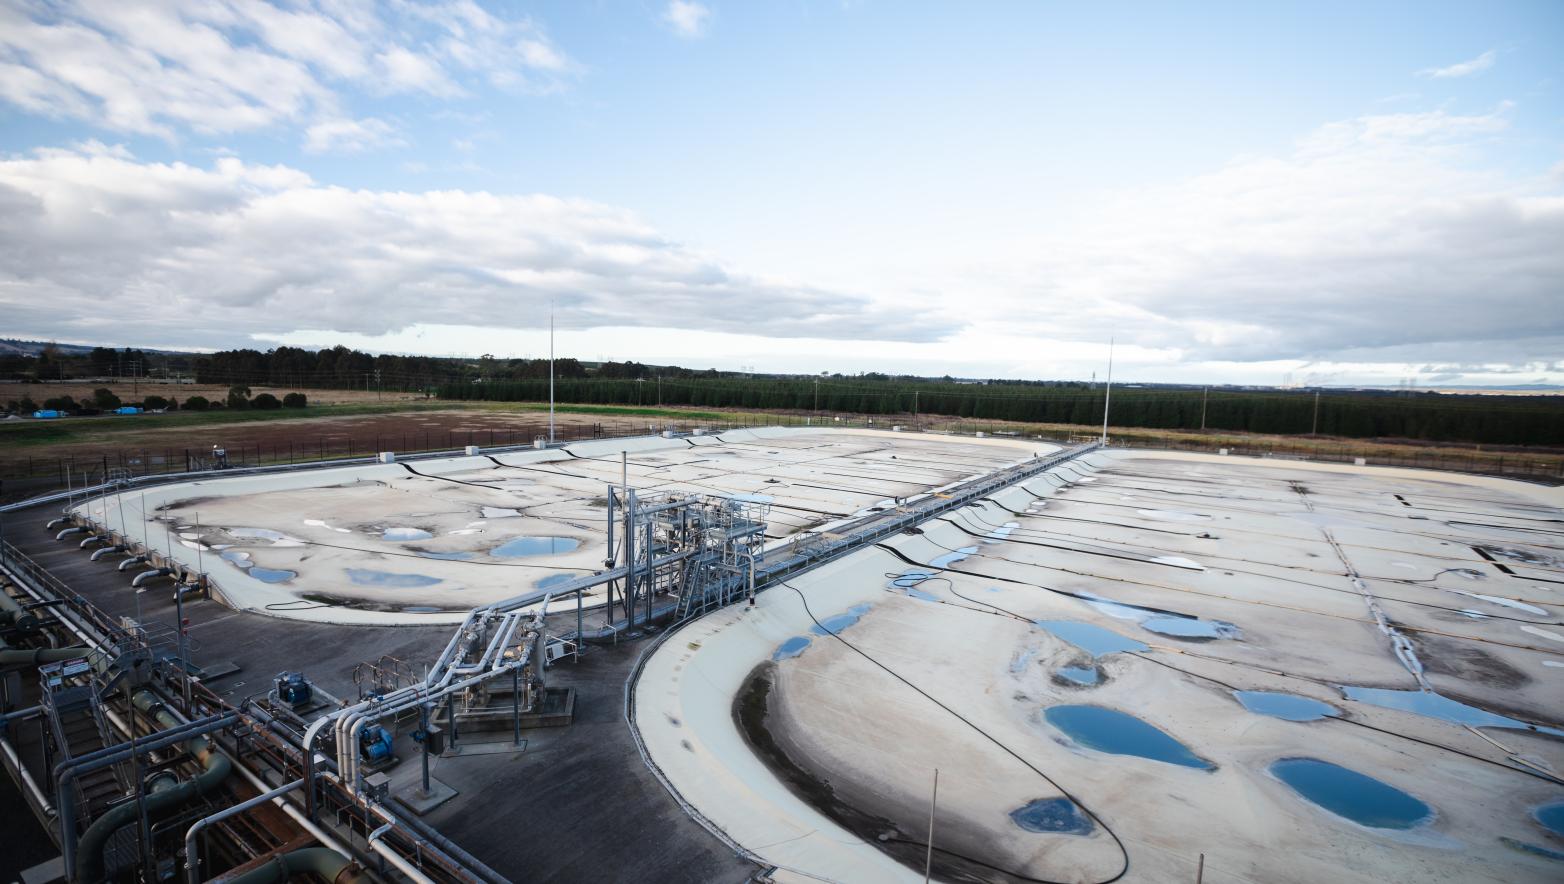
[1,1,1561,386]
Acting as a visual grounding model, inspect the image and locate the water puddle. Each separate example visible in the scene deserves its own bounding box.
[346,569,443,588]
[248,567,297,584]
[403,606,444,613]
[982,522,1020,543]
[1034,620,1148,657]
[492,536,581,557]
[1009,798,1094,835]
[1080,593,1240,641]
[418,551,473,561]
[220,550,252,568]
[1045,705,1214,770]
[1136,509,1212,523]
[811,604,872,636]
[1522,625,1564,644]
[1235,691,1337,722]
[1445,589,1546,615]
[303,519,352,534]
[1536,802,1564,836]
[382,527,434,541]
[773,636,812,660]
[1270,758,1432,829]
[1152,555,1205,571]
[1057,665,1100,686]
[534,573,577,590]
[1341,686,1564,735]
[929,546,979,569]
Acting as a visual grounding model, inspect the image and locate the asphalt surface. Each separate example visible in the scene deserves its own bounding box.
[0,502,759,883]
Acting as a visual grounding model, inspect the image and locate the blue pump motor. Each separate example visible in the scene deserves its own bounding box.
[360,725,394,763]
[275,671,312,707]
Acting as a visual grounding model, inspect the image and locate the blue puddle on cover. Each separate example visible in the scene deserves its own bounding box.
[1010,798,1094,835]
[1045,705,1213,770]
[1081,593,1240,641]
[1270,758,1432,829]
[492,536,580,557]
[1536,802,1564,837]
[1341,686,1564,735]
[1057,665,1100,686]
[247,567,296,584]
[811,604,872,636]
[1235,691,1337,722]
[1033,620,1148,657]
[773,636,812,660]
[346,569,443,588]
[929,546,979,568]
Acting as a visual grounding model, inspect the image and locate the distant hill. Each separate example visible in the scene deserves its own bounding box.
[0,339,195,357]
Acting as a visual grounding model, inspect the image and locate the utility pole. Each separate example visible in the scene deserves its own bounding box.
[1100,338,1114,445]
[549,304,556,444]
[1311,390,1320,436]
[813,378,819,415]
[1200,386,1208,431]
[913,390,919,429]
[924,769,939,884]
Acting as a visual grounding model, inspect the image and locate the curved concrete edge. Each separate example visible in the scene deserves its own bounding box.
[633,545,929,883]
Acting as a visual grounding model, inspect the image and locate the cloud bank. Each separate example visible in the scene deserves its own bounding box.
[0,0,572,150]
[0,143,923,347]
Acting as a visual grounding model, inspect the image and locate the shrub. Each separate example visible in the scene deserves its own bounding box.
[43,395,79,413]
[282,392,308,408]
[19,396,37,413]
[5,400,17,414]
[251,393,282,409]
[226,384,251,410]
[143,394,169,410]
[183,395,210,411]
[92,387,121,410]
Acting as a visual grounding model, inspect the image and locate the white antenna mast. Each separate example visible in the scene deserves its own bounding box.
[1100,337,1114,445]
[549,303,556,444]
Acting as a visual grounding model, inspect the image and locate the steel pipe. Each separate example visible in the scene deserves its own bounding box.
[184,779,302,884]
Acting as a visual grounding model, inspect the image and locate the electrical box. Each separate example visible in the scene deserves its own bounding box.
[378,451,396,464]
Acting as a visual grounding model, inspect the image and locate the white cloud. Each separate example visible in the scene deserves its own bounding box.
[303,117,401,154]
[0,146,923,348]
[663,1,711,39]
[1418,49,1496,79]
[0,1,576,150]
[938,104,1564,368]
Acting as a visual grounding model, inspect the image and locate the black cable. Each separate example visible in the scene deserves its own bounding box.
[893,540,1564,778]
[777,580,1131,884]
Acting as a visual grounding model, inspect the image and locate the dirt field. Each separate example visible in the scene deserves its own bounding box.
[0,381,418,408]
[0,407,716,500]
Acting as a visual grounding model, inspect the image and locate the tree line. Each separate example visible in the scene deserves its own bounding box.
[440,376,1564,447]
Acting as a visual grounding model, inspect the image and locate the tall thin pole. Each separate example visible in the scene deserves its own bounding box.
[1311,391,1320,436]
[549,306,556,445]
[924,768,939,884]
[1200,386,1208,432]
[1100,338,1114,445]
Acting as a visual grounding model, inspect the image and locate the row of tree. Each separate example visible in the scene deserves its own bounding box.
[5,386,307,416]
[440,376,1564,447]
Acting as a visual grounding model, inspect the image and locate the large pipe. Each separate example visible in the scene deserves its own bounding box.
[131,568,172,588]
[70,695,235,883]
[1,728,55,819]
[223,847,368,884]
[368,823,436,884]
[0,646,91,665]
[184,779,302,884]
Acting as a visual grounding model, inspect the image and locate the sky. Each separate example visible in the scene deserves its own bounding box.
[1,1,1561,387]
